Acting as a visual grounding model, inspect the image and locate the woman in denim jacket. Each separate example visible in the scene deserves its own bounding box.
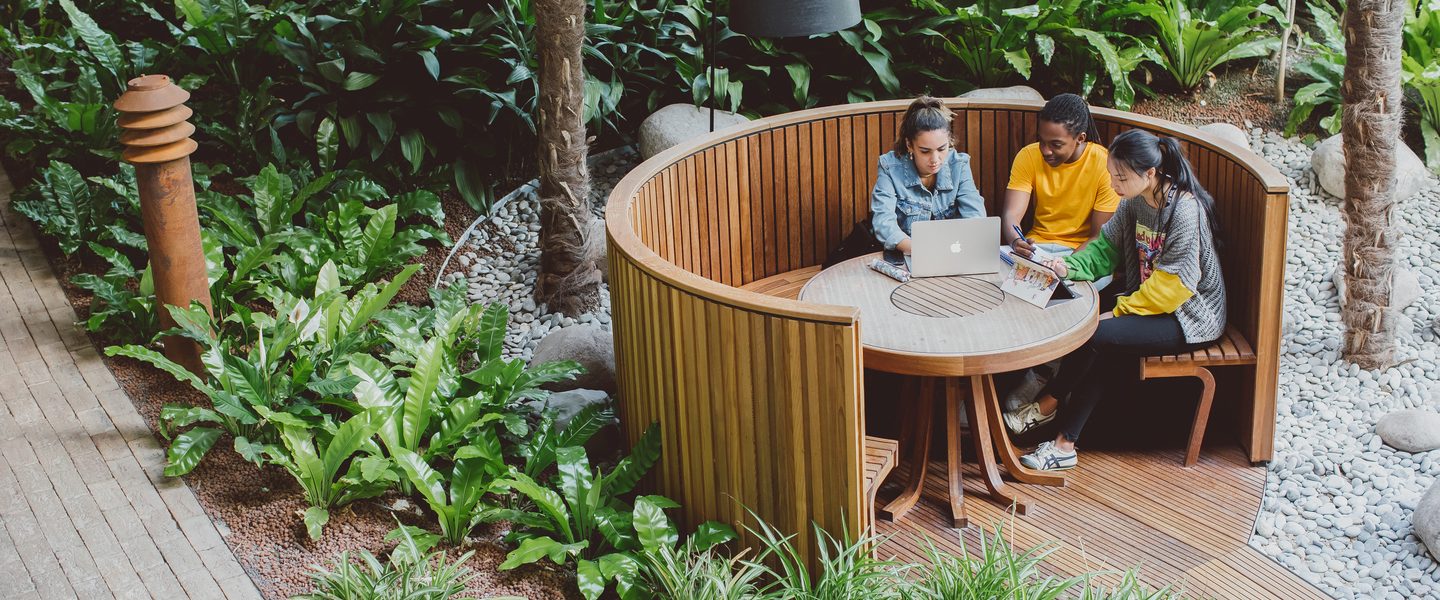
[871,96,986,253]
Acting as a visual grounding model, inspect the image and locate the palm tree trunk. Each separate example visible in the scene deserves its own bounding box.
[534,0,603,316]
[1340,0,1404,369]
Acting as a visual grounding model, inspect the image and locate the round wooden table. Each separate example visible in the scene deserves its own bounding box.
[799,252,1098,527]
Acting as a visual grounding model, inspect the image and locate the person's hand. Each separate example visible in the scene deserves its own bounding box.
[1010,236,1035,258]
[1044,258,1068,278]
[897,237,913,255]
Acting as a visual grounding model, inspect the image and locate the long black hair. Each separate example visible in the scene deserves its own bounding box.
[893,95,953,156]
[1108,128,1221,243]
[1038,93,1100,143]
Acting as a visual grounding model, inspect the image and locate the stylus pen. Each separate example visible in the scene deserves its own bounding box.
[1011,224,1031,245]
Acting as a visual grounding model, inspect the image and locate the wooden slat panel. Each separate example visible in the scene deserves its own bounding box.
[608,99,1288,573]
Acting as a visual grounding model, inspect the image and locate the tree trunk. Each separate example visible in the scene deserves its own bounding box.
[1340,0,1404,369]
[533,0,602,316]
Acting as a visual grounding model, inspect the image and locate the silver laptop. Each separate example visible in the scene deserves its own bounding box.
[905,216,1003,277]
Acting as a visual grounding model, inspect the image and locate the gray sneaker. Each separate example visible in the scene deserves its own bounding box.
[1002,402,1055,436]
[1020,441,1077,471]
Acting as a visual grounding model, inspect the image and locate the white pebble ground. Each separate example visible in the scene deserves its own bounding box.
[1250,128,1440,600]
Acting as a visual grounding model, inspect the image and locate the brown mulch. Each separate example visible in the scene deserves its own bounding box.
[393,189,478,307]
[1130,61,1289,132]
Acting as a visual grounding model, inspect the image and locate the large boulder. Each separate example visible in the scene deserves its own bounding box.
[959,86,1044,102]
[523,388,624,460]
[1197,123,1251,150]
[639,104,750,160]
[1416,480,1440,559]
[536,389,611,430]
[1376,409,1440,453]
[1310,134,1432,201]
[1332,265,1422,310]
[529,324,616,393]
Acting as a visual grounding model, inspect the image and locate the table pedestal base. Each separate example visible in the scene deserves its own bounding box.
[879,374,1069,527]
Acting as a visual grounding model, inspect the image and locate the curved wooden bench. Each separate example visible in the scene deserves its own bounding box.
[605,98,1288,567]
[1142,325,1258,467]
[863,436,899,528]
[737,266,821,300]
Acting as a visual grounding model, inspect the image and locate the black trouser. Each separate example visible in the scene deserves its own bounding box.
[1042,314,1212,444]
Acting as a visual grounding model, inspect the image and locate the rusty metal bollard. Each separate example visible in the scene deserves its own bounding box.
[114,74,211,375]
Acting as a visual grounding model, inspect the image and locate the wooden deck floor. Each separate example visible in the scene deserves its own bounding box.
[742,268,1327,599]
[872,445,1328,599]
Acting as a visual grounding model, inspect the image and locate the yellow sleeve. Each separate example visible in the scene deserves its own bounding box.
[1094,163,1121,212]
[1114,269,1194,316]
[1006,145,1037,193]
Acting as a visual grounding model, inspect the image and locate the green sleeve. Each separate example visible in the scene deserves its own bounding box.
[1062,234,1118,282]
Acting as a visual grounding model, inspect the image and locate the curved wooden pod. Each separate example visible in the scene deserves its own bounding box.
[605,99,1288,562]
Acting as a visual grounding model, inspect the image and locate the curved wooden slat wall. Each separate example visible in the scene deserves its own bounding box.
[605,99,1288,563]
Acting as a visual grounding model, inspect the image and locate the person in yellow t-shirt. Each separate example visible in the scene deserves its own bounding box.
[1001,94,1120,269]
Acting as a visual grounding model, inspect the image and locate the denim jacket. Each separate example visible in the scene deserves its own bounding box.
[869,150,986,250]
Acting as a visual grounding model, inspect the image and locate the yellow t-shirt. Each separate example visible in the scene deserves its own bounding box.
[1006,142,1121,248]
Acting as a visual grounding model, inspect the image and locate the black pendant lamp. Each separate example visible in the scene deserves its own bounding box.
[729,0,862,38]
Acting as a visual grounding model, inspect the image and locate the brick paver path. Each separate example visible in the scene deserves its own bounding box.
[0,168,263,599]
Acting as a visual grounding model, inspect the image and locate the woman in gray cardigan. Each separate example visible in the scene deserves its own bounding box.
[1003,128,1227,471]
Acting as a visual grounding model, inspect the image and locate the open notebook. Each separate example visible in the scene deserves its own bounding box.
[999,250,1077,309]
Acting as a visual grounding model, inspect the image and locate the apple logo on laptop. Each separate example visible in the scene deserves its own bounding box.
[949,241,962,253]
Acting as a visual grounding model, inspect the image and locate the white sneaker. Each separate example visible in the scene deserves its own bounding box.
[1020,441,1077,471]
[1002,402,1055,436]
[1003,369,1047,412]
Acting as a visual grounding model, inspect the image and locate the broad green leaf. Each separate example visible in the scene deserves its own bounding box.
[1293,81,1332,106]
[304,506,329,540]
[594,506,637,552]
[316,260,341,295]
[603,424,661,496]
[59,0,127,85]
[1035,34,1056,65]
[315,118,337,170]
[785,63,811,106]
[632,496,677,552]
[400,130,425,174]
[576,559,605,600]
[394,447,450,515]
[498,536,587,570]
[401,336,443,450]
[317,58,346,83]
[598,553,643,600]
[556,447,594,530]
[474,303,509,363]
[860,50,900,93]
[1003,49,1033,80]
[174,0,205,26]
[691,521,737,550]
[419,50,439,80]
[343,72,380,91]
[359,204,397,270]
[158,405,222,437]
[249,164,294,234]
[322,410,382,481]
[163,427,221,476]
[106,345,209,392]
[501,473,573,541]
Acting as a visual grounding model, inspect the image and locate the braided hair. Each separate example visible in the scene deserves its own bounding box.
[1038,93,1100,143]
[893,96,954,156]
